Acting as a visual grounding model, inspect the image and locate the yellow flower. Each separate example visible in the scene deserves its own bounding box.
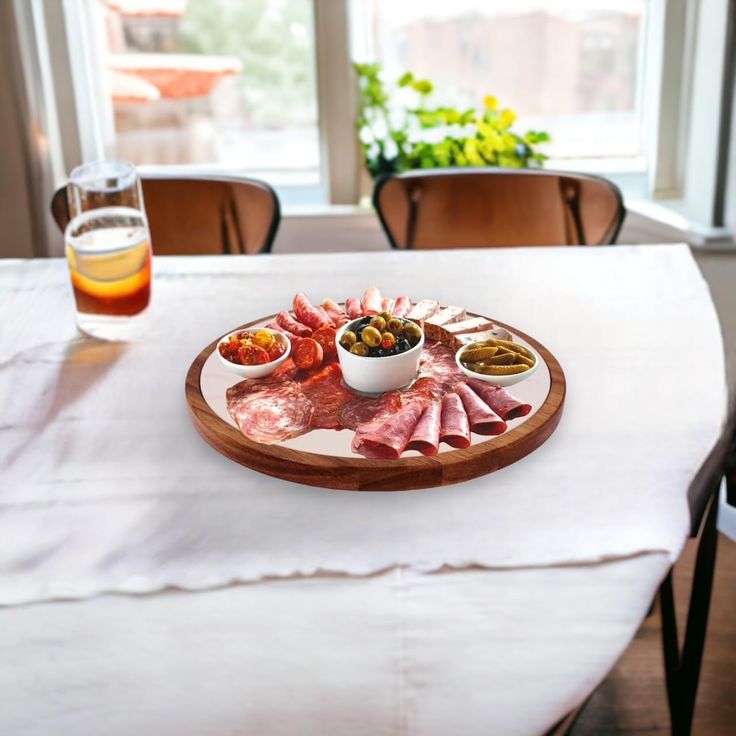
[500,108,517,127]
[484,95,498,111]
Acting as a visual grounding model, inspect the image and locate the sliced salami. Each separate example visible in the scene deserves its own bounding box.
[322,298,349,326]
[392,296,412,317]
[293,293,333,331]
[466,379,532,421]
[338,390,402,431]
[454,383,507,436]
[277,310,312,337]
[266,322,299,343]
[440,392,471,448]
[227,376,313,444]
[361,286,382,316]
[345,297,363,319]
[406,401,441,456]
[299,363,354,430]
[352,401,425,459]
[418,341,465,391]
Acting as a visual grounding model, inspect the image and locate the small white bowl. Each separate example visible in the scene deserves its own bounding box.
[217,327,291,379]
[336,318,424,394]
[455,341,539,387]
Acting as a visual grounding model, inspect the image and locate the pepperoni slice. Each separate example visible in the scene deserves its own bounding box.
[312,326,337,359]
[292,337,324,370]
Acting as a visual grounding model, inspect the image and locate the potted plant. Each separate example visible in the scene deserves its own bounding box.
[354,63,550,179]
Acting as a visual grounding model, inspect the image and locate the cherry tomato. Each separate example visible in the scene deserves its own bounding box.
[292,337,324,370]
[237,344,269,366]
[266,339,287,361]
[312,326,337,359]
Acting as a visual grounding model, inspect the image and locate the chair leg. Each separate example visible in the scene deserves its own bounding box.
[659,493,720,736]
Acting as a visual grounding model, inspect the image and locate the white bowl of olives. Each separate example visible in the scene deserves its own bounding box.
[336,313,424,394]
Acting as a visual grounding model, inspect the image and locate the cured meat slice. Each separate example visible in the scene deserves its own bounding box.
[338,390,402,431]
[277,310,312,337]
[418,341,465,392]
[466,379,532,421]
[362,286,382,316]
[402,375,445,404]
[407,299,440,321]
[381,297,395,314]
[392,296,412,317]
[322,299,349,326]
[266,322,299,343]
[299,362,354,430]
[406,401,441,456]
[345,297,363,320]
[352,401,425,459]
[454,383,507,436]
[440,392,471,448]
[293,293,333,331]
[227,376,313,445]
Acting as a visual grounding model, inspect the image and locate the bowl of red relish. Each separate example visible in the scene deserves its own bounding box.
[217,327,291,379]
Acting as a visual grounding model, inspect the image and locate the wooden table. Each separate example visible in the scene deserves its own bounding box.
[0,245,727,735]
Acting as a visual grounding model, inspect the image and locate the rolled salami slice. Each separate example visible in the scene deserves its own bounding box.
[293,293,333,331]
[454,383,507,436]
[322,298,349,326]
[276,310,312,337]
[392,296,412,317]
[345,297,363,320]
[440,392,471,448]
[227,376,313,445]
[352,401,424,459]
[362,286,382,316]
[406,401,441,456]
[466,379,532,421]
[381,297,395,315]
[266,321,298,343]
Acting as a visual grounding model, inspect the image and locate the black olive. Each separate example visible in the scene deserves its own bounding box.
[396,339,411,353]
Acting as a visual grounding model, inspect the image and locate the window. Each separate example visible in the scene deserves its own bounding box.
[98,0,321,193]
[351,0,648,163]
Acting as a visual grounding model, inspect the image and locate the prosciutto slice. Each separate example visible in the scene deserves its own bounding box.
[406,401,441,456]
[352,401,425,459]
[440,392,471,448]
[392,296,412,317]
[454,383,507,436]
[361,287,382,316]
[293,293,333,331]
[227,376,313,444]
[345,297,363,320]
[381,297,395,314]
[466,379,532,421]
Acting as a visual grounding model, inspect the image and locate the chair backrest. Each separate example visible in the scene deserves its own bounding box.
[51,173,280,255]
[373,168,625,249]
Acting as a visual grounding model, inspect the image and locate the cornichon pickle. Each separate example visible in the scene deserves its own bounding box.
[361,326,382,348]
[473,364,529,375]
[461,346,498,362]
[340,330,357,348]
[514,353,535,367]
[491,339,535,361]
[350,341,369,356]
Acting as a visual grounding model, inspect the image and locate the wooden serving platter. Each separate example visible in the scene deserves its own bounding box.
[185,312,565,492]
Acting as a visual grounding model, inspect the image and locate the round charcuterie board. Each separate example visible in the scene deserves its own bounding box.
[186,310,565,492]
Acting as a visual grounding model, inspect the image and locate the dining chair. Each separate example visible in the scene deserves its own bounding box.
[51,173,281,255]
[657,398,736,736]
[372,168,625,249]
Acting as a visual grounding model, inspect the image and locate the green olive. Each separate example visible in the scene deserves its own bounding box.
[370,315,386,332]
[402,322,423,345]
[340,330,357,348]
[381,331,396,350]
[361,325,382,348]
[378,311,392,323]
[386,318,404,336]
[350,341,369,356]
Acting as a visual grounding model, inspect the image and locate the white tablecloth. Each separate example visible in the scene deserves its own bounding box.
[0,245,727,605]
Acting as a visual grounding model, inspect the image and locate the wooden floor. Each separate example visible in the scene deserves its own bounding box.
[572,533,736,735]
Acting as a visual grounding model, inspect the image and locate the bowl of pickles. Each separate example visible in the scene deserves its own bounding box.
[455,338,539,387]
[336,313,424,394]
